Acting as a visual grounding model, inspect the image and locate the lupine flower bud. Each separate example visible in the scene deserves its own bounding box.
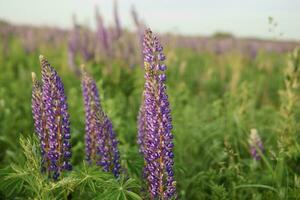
[31,55,72,180]
[138,28,177,199]
[248,129,264,160]
[81,66,120,177]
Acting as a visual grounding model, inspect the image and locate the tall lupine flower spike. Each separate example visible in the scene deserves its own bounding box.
[81,30,95,62]
[248,129,264,160]
[138,28,177,199]
[68,14,80,76]
[31,72,46,172]
[95,6,111,58]
[131,6,146,67]
[113,0,122,40]
[81,66,120,177]
[31,55,72,180]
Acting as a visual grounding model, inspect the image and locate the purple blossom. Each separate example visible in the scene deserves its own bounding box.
[131,5,141,31]
[137,103,146,154]
[95,6,111,58]
[81,29,95,62]
[81,67,120,177]
[113,0,122,40]
[248,129,264,160]
[67,14,80,75]
[31,55,72,180]
[23,29,36,53]
[131,6,146,66]
[31,72,46,172]
[138,28,177,199]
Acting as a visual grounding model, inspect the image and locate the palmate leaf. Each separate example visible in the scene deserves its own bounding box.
[0,166,26,197]
[47,176,79,199]
[70,162,113,196]
[0,135,143,199]
[0,135,45,198]
[96,176,142,200]
[71,163,142,200]
[67,162,119,199]
[0,135,74,199]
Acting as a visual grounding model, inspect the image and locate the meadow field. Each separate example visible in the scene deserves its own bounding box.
[0,8,300,199]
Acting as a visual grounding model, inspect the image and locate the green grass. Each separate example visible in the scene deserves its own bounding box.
[0,35,300,199]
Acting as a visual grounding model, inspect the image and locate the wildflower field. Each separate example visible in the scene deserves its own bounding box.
[0,5,300,200]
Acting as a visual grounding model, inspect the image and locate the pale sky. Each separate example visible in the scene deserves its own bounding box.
[0,0,299,40]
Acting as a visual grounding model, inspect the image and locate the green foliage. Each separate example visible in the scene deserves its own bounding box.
[0,136,141,199]
[1,35,300,199]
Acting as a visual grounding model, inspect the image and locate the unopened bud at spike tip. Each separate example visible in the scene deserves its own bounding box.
[31,72,36,82]
[80,64,86,74]
[39,54,44,61]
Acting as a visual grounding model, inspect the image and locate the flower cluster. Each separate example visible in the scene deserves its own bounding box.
[31,55,72,180]
[138,28,176,199]
[81,67,120,177]
[248,129,264,160]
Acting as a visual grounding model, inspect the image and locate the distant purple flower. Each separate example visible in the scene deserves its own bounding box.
[23,29,35,53]
[131,6,146,66]
[81,67,120,177]
[31,55,72,180]
[248,129,264,160]
[138,28,177,199]
[95,6,111,58]
[81,29,95,62]
[131,5,141,31]
[67,14,80,75]
[113,0,122,40]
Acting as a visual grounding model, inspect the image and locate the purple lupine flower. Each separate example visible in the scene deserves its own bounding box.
[138,28,177,199]
[131,5,141,31]
[81,66,120,177]
[113,0,122,40]
[81,29,95,62]
[131,6,146,67]
[137,103,146,154]
[23,29,36,54]
[68,14,80,76]
[31,72,47,172]
[95,6,111,58]
[248,129,264,160]
[31,55,72,180]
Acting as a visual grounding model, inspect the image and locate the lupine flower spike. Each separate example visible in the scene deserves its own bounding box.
[113,0,122,40]
[31,55,72,180]
[138,28,177,199]
[67,14,80,76]
[248,128,264,160]
[81,66,120,177]
[95,7,110,58]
